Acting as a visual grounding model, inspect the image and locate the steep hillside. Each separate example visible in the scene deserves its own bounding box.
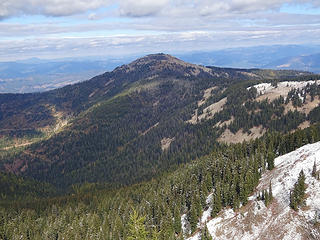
[1,122,320,240]
[0,53,308,133]
[190,78,320,144]
[188,141,320,240]
[0,54,318,191]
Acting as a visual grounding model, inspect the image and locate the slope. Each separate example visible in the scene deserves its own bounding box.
[1,122,320,240]
[0,54,316,191]
[188,141,320,240]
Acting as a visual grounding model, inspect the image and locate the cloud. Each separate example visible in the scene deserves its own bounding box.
[1,0,320,19]
[1,24,320,61]
[0,0,170,19]
[0,0,108,18]
[0,0,320,61]
[119,0,170,17]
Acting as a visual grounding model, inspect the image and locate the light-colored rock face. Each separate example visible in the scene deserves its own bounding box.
[187,142,320,240]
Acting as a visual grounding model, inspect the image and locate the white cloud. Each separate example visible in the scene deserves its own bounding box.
[1,0,320,19]
[1,25,320,61]
[119,0,170,17]
[0,0,108,18]
[0,0,320,61]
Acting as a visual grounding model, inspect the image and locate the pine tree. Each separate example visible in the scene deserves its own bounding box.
[268,181,273,204]
[151,228,160,240]
[127,209,148,240]
[267,151,275,170]
[290,170,306,211]
[232,195,240,210]
[312,160,317,178]
[211,184,222,217]
[173,205,181,234]
[188,202,198,233]
[200,224,212,240]
[297,170,306,195]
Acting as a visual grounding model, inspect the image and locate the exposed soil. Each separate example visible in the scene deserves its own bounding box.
[214,116,234,128]
[161,137,175,151]
[284,96,320,115]
[217,126,266,144]
[198,86,217,107]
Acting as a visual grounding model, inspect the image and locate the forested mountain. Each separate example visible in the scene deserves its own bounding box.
[1,54,316,190]
[1,53,320,239]
[1,123,320,239]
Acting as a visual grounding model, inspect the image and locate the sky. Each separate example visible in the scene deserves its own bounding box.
[1,0,320,61]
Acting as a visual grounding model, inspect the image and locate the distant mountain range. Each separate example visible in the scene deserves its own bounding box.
[0,57,135,93]
[178,45,320,70]
[1,44,320,93]
[264,53,320,73]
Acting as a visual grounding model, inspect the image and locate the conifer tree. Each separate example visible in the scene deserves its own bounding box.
[211,184,222,217]
[151,228,160,240]
[312,160,317,178]
[188,202,198,233]
[127,209,148,240]
[263,181,273,207]
[298,170,306,193]
[232,195,240,210]
[267,151,275,170]
[200,224,212,240]
[269,181,273,201]
[173,205,181,234]
[290,170,306,211]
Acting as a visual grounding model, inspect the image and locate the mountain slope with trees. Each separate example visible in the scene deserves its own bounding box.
[1,54,320,239]
[0,54,319,191]
[1,123,320,239]
[188,138,320,240]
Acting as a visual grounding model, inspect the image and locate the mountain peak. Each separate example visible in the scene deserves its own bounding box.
[128,53,189,67]
[113,53,213,78]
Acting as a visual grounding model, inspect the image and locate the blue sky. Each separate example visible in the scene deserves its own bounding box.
[0,0,320,61]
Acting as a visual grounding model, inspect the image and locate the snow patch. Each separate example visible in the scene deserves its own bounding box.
[248,80,320,102]
[181,213,191,236]
[186,141,320,239]
[249,81,320,96]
